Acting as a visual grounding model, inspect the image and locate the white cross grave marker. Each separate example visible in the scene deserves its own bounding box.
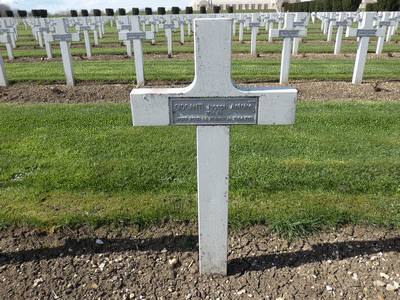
[0,52,8,86]
[346,12,386,84]
[178,15,187,45]
[130,18,297,275]
[270,13,307,85]
[145,16,157,45]
[0,19,17,50]
[374,12,394,55]
[248,13,265,54]
[0,33,14,60]
[119,16,155,87]
[160,16,179,57]
[332,13,352,55]
[237,14,246,43]
[89,17,100,45]
[44,18,81,86]
[386,12,399,42]
[267,14,279,42]
[76,17,96,58]
[327,12,338,42]
[292,12,309,55]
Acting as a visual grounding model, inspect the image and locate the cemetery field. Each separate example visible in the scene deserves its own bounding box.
[1,16,400,299]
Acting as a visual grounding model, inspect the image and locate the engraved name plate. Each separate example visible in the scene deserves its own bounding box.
[279,30,299,38]
[170,97,259,125]
[356,29,377,37]
[53,34,72,42]
[127,32,146,39]
[335,21,350,27]
[120,25,132,30]
[249,22,261,27]
[79,25,92,31]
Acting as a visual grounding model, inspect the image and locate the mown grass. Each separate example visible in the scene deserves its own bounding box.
[1,102,399,237]
[3,57,400,83]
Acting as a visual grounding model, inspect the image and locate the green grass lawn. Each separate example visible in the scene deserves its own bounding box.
[1,101,399,238]
[3,57,399,83]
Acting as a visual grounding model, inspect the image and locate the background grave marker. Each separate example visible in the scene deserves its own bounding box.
[0,52,8,86]
[346,12,386,84]
[75,17,95,58]
[270,13,307,85]
[118,16,155,87]
[44,18,81,86]
[374,12,394,54]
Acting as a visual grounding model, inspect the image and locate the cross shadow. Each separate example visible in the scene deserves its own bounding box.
[1,232,399,276]
[227,236,400,275]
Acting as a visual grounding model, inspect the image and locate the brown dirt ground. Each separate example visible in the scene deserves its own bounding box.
[1,46,400,299]
[0,78,399,104]
[0,223,399,299]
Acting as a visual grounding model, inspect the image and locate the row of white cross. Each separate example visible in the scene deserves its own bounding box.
[0,11,399,87]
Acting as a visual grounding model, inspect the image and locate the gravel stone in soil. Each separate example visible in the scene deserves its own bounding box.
[0,224,399,299]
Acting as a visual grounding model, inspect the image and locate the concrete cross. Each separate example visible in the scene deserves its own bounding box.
[374,12,395,54]
[330,12,353,55]
[267,14,279,42]
[88,17,100,45]
[118,16,155,87]
[248,13,265,54]
[326,12,338,42]
[262,13,270,31]
[346,12,386,84]
[292,12,309,55]
[178,15,188,45]
[236,13,246,42]
[160,16,179,57]
[0,52,8,86]
[386,12,400,42]
[145,15,157,45]
[75,17,95,58]
[0,19,17,49]
[270,13,307,85]
[32,18,51,48]
[130,18,297,275]
[0,33,14,60]
[44,18,81,86]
